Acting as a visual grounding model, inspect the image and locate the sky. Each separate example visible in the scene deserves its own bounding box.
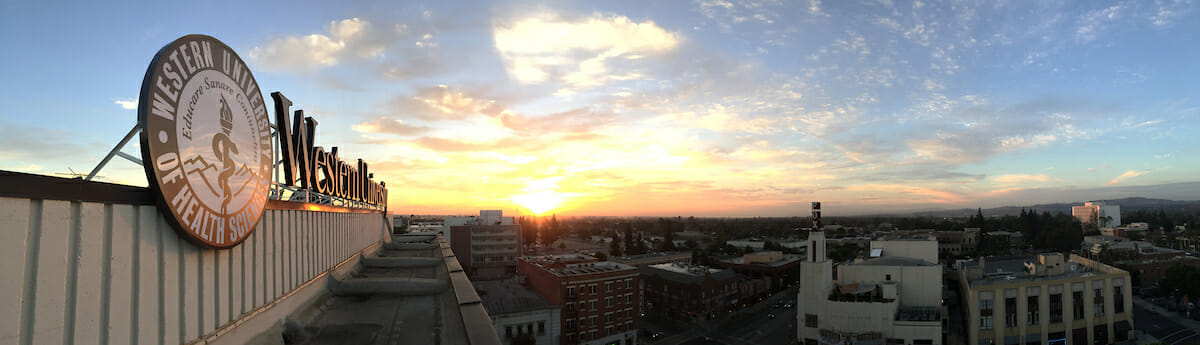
[2,0,1199,217]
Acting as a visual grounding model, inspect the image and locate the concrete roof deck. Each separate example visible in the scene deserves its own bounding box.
[964,255,1119,287]
[288,233,500,345]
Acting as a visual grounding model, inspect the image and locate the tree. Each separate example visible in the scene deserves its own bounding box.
[1157,264,1200,303]
[685,239,698,250]
[610,235,623,257]
[542,214,561,246]
[594,251,609,261]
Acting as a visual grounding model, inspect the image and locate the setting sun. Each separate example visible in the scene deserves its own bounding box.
[512,190,565,215]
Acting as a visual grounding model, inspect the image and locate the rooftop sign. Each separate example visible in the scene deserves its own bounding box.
[138,35,270,248]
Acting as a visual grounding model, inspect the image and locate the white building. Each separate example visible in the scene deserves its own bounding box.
[797,231,943,345]
[1072,201,1121,228]
[477,279,562,345]
[441,210,517,246]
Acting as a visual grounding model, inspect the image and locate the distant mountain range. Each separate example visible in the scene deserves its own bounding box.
[906,197,1200,218]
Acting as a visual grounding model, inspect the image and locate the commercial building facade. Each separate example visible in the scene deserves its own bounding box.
[451,210,522,280]
[519,255,639,345]
[958,253,1133,345]
[716,251,802,292]
[639,263,739,324]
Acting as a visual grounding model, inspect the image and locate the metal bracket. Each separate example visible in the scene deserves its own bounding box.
[86,125,141,181]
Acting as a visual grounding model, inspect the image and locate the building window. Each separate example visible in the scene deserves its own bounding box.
[1093,288,1105,317]
[626,279,632,289]
[567,320,575,329]
[885,274,892,281]
[590,300,597,310]
[1049,294,1063,323]
[606,326,613,336]
[589,330,597,340]
[606,282,613,292]
[980,298,994,330]
[1093,324,1107,344]
[1072,291,1084,320]
[805,314,818,328]
[606,297,613,308]
[590,316,597,326]
[1027,295,1039,325]
[590,285,597,294]
[505,326,512,338]
[606,313,614,323]
[626,294,632,304]
[538,321,545,335]
[568,287,575,297]
[1113,286,1124,314]
[1005,297,1018,328]
[567,334,575,343]
[567,304,574,313]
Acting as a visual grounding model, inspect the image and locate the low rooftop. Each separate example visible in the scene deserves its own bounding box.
[962,254,1123,287]
[611,251,689,262]
[640,262,737,284]
[855,256,936,267]
[719,252,803,267]
[476,279,556,315]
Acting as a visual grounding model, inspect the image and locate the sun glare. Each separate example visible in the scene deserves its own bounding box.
[512,190,564,215]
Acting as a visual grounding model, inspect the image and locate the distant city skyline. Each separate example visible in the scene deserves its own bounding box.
[2,0,1199,216]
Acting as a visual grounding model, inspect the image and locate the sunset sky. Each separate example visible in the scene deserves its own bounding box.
[2,0,1199,216]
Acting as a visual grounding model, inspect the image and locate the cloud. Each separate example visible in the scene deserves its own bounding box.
[492,12,680,89]
[114,98,137,110]
[250,18,401,72]
[1075,4,1123,42]
[1107,170,1150,185]
[993,174,1051,184]
[352,117,430,136]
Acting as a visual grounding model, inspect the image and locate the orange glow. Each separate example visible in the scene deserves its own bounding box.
[512,190,565,215]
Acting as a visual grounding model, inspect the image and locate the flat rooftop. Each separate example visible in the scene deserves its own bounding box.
[476,279,556,315]
[612,251,689,262]
[640,263,737,284]
[855,256,936,267]
[963,255,1121,287]
[719,254,803,267]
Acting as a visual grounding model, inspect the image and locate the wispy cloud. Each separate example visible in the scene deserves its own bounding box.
[250,18,403,72]
[1107,170,1150,185]
[113,98,137,110]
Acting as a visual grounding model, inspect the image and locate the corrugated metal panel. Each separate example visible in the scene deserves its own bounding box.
[0,196,385,345]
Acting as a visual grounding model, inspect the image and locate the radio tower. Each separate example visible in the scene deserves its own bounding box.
[811,202,822,230]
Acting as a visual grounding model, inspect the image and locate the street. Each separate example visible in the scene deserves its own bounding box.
[1134,297,1200,345]
[646,287,798,345]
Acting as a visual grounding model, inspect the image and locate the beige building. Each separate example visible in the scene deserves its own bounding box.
[958,253,1133,345]
[797,231,943,345]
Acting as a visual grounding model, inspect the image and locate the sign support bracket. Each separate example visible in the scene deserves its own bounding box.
[86,124,141,181]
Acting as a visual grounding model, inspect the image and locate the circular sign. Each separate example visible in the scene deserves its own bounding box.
[138,35,272,248]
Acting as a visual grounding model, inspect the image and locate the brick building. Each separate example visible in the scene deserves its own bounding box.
[716,251,802,292]
[639,263,739,324]
[519,254,639,345]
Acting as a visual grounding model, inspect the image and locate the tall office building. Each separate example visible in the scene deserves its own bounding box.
[1072,201,1121,228]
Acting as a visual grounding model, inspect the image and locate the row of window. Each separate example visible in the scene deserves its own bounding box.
[503,321,546,339]
[566,279,634,298]
[565,294,635,313]
[564,322,633,344]
[565,309,634,330]
[979,286,1124,330]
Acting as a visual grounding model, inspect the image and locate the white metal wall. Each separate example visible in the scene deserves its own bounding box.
[0,196,385,345]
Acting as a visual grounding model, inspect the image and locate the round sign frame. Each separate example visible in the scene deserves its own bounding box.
[137,34,272,249]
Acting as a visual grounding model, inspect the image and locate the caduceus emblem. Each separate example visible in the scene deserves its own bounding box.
[212,96,239,215]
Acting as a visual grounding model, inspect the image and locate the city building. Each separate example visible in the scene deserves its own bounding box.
[1072,201,1121,228]
[639,262,739,324]
[477,279,562,345]
[985,231,1025,248]
[886,229,981,257]
[726,238,809,252]
[1081,235,1200,287]
[450,210,522,280]
[610,251,691,267]
[716,251,802,292]
[518,255,639,345]
[958,253,1134,345]
[796,231,944,345]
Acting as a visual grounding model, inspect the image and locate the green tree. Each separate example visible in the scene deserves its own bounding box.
[610,236,623,257]
[594,251,608,261]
